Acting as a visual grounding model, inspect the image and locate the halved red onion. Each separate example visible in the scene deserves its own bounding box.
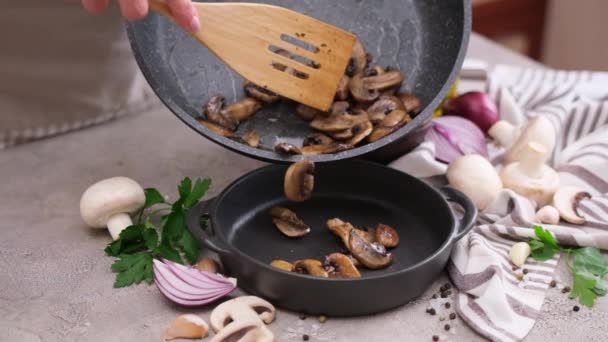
[153,259,237,307]
[444,91,499,133]
[425,116,489,163]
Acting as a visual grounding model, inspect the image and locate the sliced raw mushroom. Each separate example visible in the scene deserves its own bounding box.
[398,92,422,115]
[331,101,351,115]
[301,134,352,156]
[375,223,400,248]
[204,95,239,131]
[284,160,315,202]
[209,296,275,342]
[199,120,235,138]
[210,320,273,342]
[368,110,412,143]
[333,120,373,146]
[553,187,592,225]
[293,259,329,278]
[346,39,368,77]
[244,82,280,104]
[349,73,380,103]
[335,75,351,101]
[349,229,394,269]
[367,96,406,124]
[274,143,302,155]
[271,260,294,272]
[323,253,361,278]
[223,97,262,122]
[270,206,311,238]
[310,110,369,132]
[364,70,404,91]
[296,104,321,122]
[241,130,261,148]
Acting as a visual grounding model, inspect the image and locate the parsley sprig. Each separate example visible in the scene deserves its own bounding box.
[529,225,608,307]
[105,177,211,288]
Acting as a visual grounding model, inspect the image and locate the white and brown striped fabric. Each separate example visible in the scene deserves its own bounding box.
[391,65,608,342]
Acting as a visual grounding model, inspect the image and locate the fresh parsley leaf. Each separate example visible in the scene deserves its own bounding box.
[144,188,166,209]
[156,241,183,264]
[528,226,560,261]
[178,177,192,200]
[111,253,154,288]
[184,178,211,209]
[573,247,608,277]
[571,270,600,308]
[163,210,186,242]
[104,224,147,257]
[177,228,200,264]
[142,228,159,250]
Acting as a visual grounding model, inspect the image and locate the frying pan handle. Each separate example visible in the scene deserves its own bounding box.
[440,187,478,241]
[186,198,232,256]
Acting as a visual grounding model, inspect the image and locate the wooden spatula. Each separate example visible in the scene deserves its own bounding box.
[148,1,356,111]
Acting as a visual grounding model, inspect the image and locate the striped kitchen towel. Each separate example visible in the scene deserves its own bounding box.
[390,65,608,342]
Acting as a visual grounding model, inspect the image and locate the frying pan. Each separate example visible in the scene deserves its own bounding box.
[187,161,477,316]
[126,0,471,163]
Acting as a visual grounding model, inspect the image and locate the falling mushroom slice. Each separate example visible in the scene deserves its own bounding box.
[296,104,321,122]
[270,206,311,238]
[241,130,261,148]
[398,92,422,115]
[222,97,262,122]
[335,75,351,101]
[271,260,294,272]
[293,259,329,278]
[275,143,302,156]
[324,253,361,279]
[375,224,400,248]
[349,229,394,270]
[284,160,315,202]
[244,82,280,104]
[164,314,209,341]
[204,95,239,131]
[368,110,412,143]
[310,110,369,133]
[198,120,236,138]
[367,96,406,124]
[553,187,592,225]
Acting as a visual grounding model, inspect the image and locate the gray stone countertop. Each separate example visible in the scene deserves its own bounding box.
[1,33,606,342]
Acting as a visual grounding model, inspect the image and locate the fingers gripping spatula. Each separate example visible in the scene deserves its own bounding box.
[149,1,357,111]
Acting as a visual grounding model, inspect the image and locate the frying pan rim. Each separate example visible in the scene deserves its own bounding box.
[125,0,472,164]
[208,160,458,282]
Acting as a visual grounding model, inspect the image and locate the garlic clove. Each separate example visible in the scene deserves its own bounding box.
[536,206,560,225]
[164,314,209,341]
[553,187,591,225]
[510,242,531,267]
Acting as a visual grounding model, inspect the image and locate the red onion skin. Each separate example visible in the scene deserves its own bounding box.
[444,91,498,133]
[425,116,489,163]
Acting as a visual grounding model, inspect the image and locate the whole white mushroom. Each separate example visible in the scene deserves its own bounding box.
[80,177,146,240]
[447,154,503,211]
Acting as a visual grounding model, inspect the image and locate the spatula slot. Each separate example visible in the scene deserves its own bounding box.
[280,33,320,53]
[271,61,309,80]
[269,45,321,70]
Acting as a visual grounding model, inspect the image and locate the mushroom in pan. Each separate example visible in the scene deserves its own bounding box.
[331,101,351,115]
[323,253,361,279]
[335,75,351,101]
[333,120,374,146]
[348,229,394,269]
[301,134,352,156]
[346,39,368,77]
[367,96,406,124]
[284,160,315,202]
[244,82,280,104]
[271,260,294,272]
[222,97,262,122]
[240,130,261,148]
[368,110,412,143]
[349,73,380,103]
[270,206,311,238]
[327,218,375,249]
[398,92,422,115]
[274,143,302,155]
[310,109,369,132]
[209,296,276,342]
[80,177,146,240]
[375,224,400,248]
[204,95,239,131]
[296,104,321,122]
[363,70,404,91]
[198,120,235,138]
[293,259,329,278]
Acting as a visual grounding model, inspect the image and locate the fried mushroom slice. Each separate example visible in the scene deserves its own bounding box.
[346,39,368,77]
[349,229,393,269]
[331,101,351,115]
[241,130,261,148]
[327,218,375,249]
[363,70,404,91]
[271,260,294,272]
[244,82,280,104]
[296,104,321,122]
[398,92,422,115]
[275,143,302,155]
[204,95,239,131]
[270,206,311,238]
[198,120,236,138]
[310,110,369,133]
[335,75,351,101]
[368,110,412,143]
[339,120,373,146]
[301,134,351,156]
[284,161,315,202]
[375,223,400,248]
[349,73,380,103]
[223,97,262,122]
[293,259,329,278]
[323,253,361,278]
[367,96,406,124]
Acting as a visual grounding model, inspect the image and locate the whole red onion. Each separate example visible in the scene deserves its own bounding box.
[444,91,499,133]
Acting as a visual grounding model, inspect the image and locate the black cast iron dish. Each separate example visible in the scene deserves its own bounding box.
[187,161,477,316]
[127,0,471,163]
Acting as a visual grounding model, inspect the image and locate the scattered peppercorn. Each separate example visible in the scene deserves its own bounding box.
[432,335,439,341]
[573,306,580,312]
[440,292,448,298]
[445,290,452,296]
[445,303,451,309]
[427,308,437,315]
[439,285,446,292]
[299,314,307,320]
[319,315,327,323]
[303,334,310,341]
[444,283,452,290]
[512,265,518,271]
[549,280,557,288]
[445,324,451,331]
[450,313,457,320]
[523,269,529,275]
[432,294,438,299]
[562,286,571,294]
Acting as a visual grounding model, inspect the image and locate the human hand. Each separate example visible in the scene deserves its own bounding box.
[81,0,200,32]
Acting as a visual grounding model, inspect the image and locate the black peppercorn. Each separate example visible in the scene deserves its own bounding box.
[449,313,457,320]
[303,334,310,341]
[432,294,438,299]
[427,308,437,315]
[445,302,451,309]
[562,286,571,293]
[444,283,452,290]
[549,280,557,288]
[299,314,307,320]
[440,292,448,298]
[523,269,529,275]
[445,324,451,331]
[432,336,439,341]
[573,306,580,312]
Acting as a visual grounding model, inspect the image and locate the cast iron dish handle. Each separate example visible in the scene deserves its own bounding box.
[440,187,478,241]
[186,198,233,256]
